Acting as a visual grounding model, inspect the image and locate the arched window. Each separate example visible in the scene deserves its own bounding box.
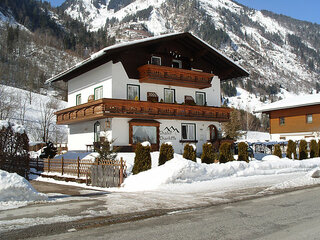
[209,125,218,142]
[94,121,101,143]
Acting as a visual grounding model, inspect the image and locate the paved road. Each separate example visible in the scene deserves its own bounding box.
[29,186,320,240]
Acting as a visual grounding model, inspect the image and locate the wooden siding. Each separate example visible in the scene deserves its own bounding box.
[138,64,214,89]
[269,104,320,134]
[55,98,231,125]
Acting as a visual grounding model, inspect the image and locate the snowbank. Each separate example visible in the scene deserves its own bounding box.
[0,170,47,209]
[122,155,320,191]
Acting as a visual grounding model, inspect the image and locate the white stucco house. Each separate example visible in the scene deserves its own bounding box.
[46,32,248,154]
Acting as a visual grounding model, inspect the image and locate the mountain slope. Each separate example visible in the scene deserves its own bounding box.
[62,0,320,94]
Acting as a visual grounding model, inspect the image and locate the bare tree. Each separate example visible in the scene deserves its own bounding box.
[0,85,19,120]
[39,97,60,142]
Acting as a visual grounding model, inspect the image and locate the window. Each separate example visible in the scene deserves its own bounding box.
[164,88,175,103]
[76,94,81,105]
[209,125,218,142]
[307,114,313,123]
[94,121,101,143]
[127,84,140,100]
[132,126,157,144]
[181,123,196,141]
[94,86,103,100]
[151,56,161,66]
[195,92,206,106]
[279,117,285,126]
[172,59,182,68]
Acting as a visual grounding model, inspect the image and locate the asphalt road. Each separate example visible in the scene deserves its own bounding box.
[30,186,320,240]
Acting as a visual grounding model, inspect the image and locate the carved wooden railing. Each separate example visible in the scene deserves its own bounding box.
[138,64,214,89]
[55,98,231,125]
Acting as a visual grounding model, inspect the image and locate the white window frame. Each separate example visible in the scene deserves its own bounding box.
[306,114,313,124]
[164,88,175,103]
[172,59,182,68]
[151,56,161,66]
[195,92,206,106]
[127,84,140,100]
[181,123,196,141]
[76,94,81,105]
[94,86,103,100]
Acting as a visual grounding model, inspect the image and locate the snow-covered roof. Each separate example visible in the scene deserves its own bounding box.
[45,32,249,84]
[255,93,320,113]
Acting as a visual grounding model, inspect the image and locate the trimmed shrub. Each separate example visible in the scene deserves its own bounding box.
[201,143,216,164]
[183,144,196,162]
[299,140,308,160]
[273,144,282,158]
[219,142,234,163]
[318,140,320,157]
[310,140,319,158]
[238,142,249,162]
[158,143,174,165]
[132,143,151,175]
[286,140,297,159]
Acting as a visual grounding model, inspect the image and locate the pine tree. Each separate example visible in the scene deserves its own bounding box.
[132,143,151,174]
[299,140,308,160]
[286,140,297,159]
[309,140,319,158]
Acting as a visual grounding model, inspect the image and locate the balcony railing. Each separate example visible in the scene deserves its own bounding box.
[55,98,231,125]
[138,64,214,89]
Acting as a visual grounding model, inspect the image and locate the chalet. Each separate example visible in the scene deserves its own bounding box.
[46,32,249,153]
[255,93,320,140]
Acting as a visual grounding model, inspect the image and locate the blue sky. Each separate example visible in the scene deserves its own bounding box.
[48,0,320,24]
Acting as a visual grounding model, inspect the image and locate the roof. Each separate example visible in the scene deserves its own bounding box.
[255,93,320,113]
[45,32,249,84]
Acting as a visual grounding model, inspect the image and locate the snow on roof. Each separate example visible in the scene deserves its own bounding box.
[255,93,320,113]
[45,32,248,84]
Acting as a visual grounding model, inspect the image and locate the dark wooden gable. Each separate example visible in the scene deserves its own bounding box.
[50,32,248,83]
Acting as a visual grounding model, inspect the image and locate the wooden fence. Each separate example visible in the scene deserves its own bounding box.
[43,157,126,187]
[30,157,44,172]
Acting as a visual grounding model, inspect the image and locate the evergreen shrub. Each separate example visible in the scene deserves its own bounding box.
[238,142,249,162]
[318,140,320,157]
[201,143,216,164]
[286,140,297,159]
[158,143,174,166]
[273,144,282,158]
[219,142,234,163]
[310,140,319,158]
[299,140,308,160]
[183,144,196,162]
[132,143,151,175]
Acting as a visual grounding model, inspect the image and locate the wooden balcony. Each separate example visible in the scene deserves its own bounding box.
[55,98,231,125]
[138,64,214,89]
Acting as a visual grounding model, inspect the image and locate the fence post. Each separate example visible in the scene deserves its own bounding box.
[77,157,80,178]
[48,158,50,173]
[119,157,124,186]
[61,157,64,175]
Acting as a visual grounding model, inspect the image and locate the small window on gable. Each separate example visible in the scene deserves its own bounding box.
[172,59,182,68]
[94,86,103,100]
[306,114,313,124]
[76,94,81,105]
[151,56,161,66]
[279,117,285,126]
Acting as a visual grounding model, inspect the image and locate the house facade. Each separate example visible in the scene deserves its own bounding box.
[47,32,248,153]
[255,94,320,141]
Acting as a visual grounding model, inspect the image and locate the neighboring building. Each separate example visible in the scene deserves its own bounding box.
[255,94,320,140]
[46,32,248,153]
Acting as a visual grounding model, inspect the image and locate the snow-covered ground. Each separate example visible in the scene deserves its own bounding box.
[0,170,47,210]
[2,152,320,234]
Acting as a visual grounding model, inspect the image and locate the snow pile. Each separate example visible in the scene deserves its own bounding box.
[122,155,320,191]
[0,170,47,207]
